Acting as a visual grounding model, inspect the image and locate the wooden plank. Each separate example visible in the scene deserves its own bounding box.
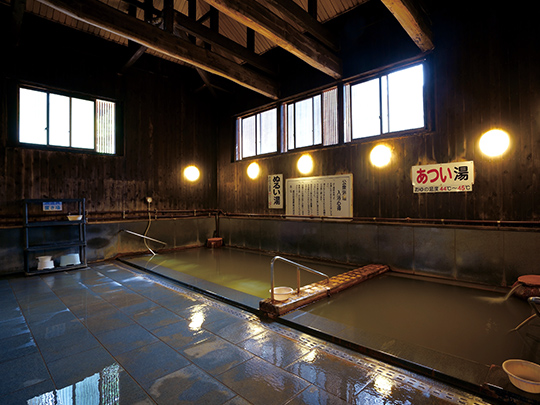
[174,11,276,76]
[258,0,339,52]
[37,0,280,99]
[381,0,434,52]
[204,0,342,79]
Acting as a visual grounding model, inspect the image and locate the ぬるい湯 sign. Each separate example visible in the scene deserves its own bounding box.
[268,174,283,209]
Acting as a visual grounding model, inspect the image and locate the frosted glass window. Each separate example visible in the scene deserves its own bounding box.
[18,87,116,154]
[242,115,256,158]
[351,78,381,139]
[238,108,277,159]
[285,88,336,152]
[19,88,47,145]
[346,63,425,141]
[323,88,338,146]
[259,108,277,154]
[295,97,314,148]
[96,100,115,154]
[71,98,95,149]
[49,94,70,147]
[387,64,424,132]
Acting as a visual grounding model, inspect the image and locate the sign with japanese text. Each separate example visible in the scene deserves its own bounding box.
[268,174,283,209]
[286,174,352,218]
[412,161,474,193]
[43,202,62,211]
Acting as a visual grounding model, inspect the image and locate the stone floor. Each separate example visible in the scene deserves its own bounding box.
[0,261,498,404]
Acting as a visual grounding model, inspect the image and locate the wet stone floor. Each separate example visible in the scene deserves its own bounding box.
[0,262,496,404]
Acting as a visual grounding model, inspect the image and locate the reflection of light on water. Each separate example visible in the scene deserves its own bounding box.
[374,375,393,397]
[303,350,317,363]
[27,364,120,405]
[189,311,205,330]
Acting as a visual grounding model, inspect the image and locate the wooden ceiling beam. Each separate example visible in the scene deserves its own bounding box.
[381,0,434,52]
[174,11,276,76]
[257,0,339,52]
[204,0,342,79]
[36,0,280,99]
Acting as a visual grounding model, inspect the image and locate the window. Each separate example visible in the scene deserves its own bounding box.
[18,87,116,154]
[285,87,338,151]
[345,64,424,141]
[236,107,278,159]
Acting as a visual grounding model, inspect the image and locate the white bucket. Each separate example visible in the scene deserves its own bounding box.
[503,359,540,393]
[270,286,294,301]
[60,253,80,267]
[37,256,54,270]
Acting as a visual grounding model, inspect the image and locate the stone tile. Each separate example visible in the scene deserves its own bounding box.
[80,308,135,334]
[181,334,254,376]
[286,348,374,401]
[0,352,50,395]
[144,364,236,405]
[86,280,124,295]
[115,341,191,385]
[240,330,312,368]
[96,323,159,355]
[37,326,100,363]
[287,385,349,404]
[46,346,117,389]
[0,378,56,405]
[204,317,265,344]
[153,320,213,351]
[222,396,252,405]
[0,315,30,340]
[0,332,38,363]
[132,306,184,330]
[218,357,309,405]
[116,297,161,317]
[26,309,80,339]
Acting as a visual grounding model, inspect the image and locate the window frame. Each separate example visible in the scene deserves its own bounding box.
[344,61,429,143]
[236,106,280,160]
[9,82,124,156]
[234,58,431,161]
[283,86,339,153]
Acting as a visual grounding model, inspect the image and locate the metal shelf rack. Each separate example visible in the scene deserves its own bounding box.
[23,198,87,275]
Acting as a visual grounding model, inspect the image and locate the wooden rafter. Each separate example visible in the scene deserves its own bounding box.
[174,12,276,76]
[257,0,338,52]
[203,0,342,79]
[381,0,434,52]
[36,0,279,99]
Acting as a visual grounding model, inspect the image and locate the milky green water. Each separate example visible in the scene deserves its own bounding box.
[128,247,351,298]
[125,247,539,370]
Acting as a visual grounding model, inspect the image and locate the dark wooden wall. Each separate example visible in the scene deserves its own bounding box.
[217,2,540,222]
[1,1,539,225]
[0,9,218,223]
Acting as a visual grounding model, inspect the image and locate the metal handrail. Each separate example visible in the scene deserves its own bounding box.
[510,297,540,332]
[270,256,329,301]
[121,229,167,245]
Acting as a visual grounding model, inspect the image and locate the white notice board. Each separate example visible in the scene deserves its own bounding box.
[285,174,353,218]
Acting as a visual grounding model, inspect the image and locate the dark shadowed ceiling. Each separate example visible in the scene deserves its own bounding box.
[7,0,433,99]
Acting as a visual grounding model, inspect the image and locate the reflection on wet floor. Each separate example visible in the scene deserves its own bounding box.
[0,262,499,404]
[28,364,120,405]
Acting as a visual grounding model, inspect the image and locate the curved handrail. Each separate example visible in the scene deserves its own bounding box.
[270,256,329,301]
[121,229,167,245]
[509,296,540,332]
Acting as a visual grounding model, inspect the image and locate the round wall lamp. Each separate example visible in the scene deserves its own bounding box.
[297,154,314,175]
[247,162,260,179]
[184,165,200,182]
[370,144,392,167]
[479,129,510,157]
